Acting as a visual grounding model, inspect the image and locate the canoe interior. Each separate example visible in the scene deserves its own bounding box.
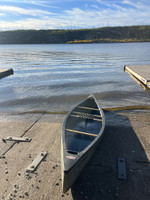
[65,97,102,154]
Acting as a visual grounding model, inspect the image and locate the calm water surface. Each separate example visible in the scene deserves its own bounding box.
[0,43,150,114]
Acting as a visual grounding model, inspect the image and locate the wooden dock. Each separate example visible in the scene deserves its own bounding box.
[124,65,150,89]
[0,69,13,79]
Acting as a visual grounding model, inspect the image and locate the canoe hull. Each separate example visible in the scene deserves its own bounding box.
[61,95,105,193]
[62,132,103,193]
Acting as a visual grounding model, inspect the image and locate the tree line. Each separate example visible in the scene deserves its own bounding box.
[0,25,150,44]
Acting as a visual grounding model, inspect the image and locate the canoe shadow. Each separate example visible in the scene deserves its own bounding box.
[71,110,150,200]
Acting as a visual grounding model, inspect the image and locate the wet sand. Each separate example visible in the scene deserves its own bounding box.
[0,109,150,200]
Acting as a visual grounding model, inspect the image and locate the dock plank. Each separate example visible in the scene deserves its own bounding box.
[124,65,150,88]
[0,69,13,79]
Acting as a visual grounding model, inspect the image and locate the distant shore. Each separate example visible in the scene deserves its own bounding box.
[67,38,150,44]
[0,25,150,44]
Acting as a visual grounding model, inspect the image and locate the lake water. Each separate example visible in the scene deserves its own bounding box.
[0,43,150,114]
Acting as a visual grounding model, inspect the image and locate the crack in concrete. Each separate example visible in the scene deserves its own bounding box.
[0,111,46,158]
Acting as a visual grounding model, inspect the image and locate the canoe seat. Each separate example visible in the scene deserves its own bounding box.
[66,128,97,137]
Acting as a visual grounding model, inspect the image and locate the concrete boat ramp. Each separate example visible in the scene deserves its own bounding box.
[0,110,150,200]
[125,65,150,89]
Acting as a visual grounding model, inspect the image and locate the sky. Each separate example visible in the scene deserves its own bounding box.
[0,0,150,30]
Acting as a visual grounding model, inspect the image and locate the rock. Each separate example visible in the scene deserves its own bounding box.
[2,138,6,143]
[25,192,29,196]
[19,194,24,198]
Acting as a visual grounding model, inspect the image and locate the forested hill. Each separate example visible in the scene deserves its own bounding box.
[0,25,150,44]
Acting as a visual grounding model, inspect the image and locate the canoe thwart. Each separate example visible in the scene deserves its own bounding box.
[78,106,100,111]
[65,128,97,137]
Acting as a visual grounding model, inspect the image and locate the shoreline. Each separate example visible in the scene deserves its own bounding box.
[0,109,150,199]
[66,39,150,44]
[0,40,150,45]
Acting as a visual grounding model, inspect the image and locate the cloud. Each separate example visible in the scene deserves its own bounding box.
[30,1,58,8]
[0,17,74,30]
[64,4,150,27]
[122,0,140,7]
[0,0,150,30]
[0,19,55,30]
[0,5,54,17]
